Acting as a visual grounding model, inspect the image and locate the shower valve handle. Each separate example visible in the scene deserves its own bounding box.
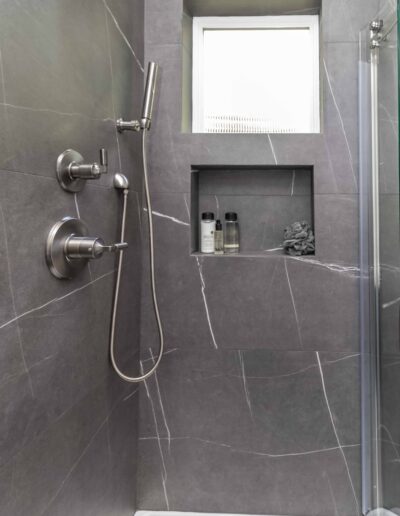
[56,149,108,193]
[99,242,128,253]
[46,218,128,279]
[65,236,128,260]
[69,148,108,180]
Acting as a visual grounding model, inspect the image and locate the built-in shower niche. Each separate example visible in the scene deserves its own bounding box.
[191,165,314,256]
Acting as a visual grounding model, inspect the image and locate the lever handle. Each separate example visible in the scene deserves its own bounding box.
[99,148,108,169]
[65,236,128,260]
[68,149,108,180]
[98,242,128,253]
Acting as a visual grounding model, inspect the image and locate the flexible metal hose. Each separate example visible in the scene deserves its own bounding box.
[110,129,164,382]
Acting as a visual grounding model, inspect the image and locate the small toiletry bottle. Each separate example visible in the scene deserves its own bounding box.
[224,212,239,254]
[214,219,224,254]
[200,212,216,253]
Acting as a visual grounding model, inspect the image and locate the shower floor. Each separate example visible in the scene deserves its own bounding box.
[135,511,282,516]
[136,510,400,516]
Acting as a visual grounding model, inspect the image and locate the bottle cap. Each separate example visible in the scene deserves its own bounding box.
[225,212,238,221]
[216,220,222,230]
[202,212,214,220]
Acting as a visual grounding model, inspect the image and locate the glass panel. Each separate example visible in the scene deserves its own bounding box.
[202,27,317,133]
[378,4,400,511]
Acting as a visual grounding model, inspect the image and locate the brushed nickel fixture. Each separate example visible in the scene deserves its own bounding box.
[370,19,384,48]
[117,62,159,133]
[113,172,130,190]
[46,217,127,279]
[56,148,108,192]
[111,61,164,383]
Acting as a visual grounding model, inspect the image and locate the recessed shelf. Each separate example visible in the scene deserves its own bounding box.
[190,165,314,256]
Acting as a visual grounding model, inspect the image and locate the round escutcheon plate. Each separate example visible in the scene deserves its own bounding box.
[46,217,89,279]
[56,149,85,193]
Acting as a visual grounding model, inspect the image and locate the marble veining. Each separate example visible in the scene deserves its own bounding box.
[284,259,303,348]
[323,59,357,189]
[141,361,170,510]
[316,351,359,513]
[267,134,278,164]
[289,256,360,276]
[0,201,31,393]
[144,207,190,227]
[238,350,253,419]
[149,349,171,450]
[195,256,218,350]
[103,0,144,73]
[0,269,116,330]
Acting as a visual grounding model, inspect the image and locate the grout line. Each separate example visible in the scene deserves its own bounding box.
[139,435,360,459]
[193,352,360,381]
[0,101,114,123]
[0,166,118,187]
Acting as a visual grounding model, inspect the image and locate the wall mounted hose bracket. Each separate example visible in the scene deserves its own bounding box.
[46,217,127,279]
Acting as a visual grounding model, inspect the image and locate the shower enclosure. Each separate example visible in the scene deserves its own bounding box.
[360,2,400,514]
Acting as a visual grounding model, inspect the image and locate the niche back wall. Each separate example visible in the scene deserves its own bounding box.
[138,1,383,515]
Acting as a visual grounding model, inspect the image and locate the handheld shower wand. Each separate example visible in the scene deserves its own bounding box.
[111,62,164,383]
[116,62,159,133]
[141,62,158,130]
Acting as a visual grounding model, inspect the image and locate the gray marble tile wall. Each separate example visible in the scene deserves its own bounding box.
[0,1,144,514]
[376,0,400,508]
[137,1,382,515]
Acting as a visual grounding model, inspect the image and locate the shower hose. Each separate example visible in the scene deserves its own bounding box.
[110,129,164,382]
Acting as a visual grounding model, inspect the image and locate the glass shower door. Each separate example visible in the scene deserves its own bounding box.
[378,3,400,512]
[360,3,400,515]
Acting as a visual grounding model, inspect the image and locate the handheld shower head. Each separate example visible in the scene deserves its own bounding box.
[140,62,159,130]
